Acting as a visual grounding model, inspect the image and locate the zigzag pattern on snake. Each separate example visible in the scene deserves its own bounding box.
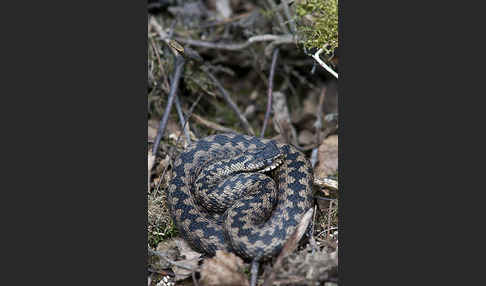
[168,133,313,261]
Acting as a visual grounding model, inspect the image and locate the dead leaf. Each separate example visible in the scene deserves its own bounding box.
[148,118,189,147]
[148,120,158,142]
[303,92,318,116]
[172,238,202,281]
[314,135,338,179]
[274,244,338,285]
[175,238,201,259]
[199,251,249,286]
[298,129,314,146]
[156,239,178,255]
[272,91,298,145]
[149,240,179,271]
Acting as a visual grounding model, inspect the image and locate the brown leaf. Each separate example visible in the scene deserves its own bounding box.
[272,92,297,145]
[172,238,202,281]
[314,135,338,179]
[274,244,338,285]
[148,120,158,142]
[302,92,318,116]
[148,118,188,146]
[298,129,314,146]
[199,251,250,286]
[149,240,179,271]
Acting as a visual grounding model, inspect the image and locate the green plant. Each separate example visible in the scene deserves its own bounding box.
[296,0,338,55]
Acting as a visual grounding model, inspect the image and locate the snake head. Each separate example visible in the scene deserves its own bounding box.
[244,142,284,173]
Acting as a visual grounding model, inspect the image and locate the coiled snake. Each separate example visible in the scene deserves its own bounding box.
[168,133,313,261]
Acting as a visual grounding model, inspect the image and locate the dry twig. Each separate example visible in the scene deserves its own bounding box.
[174,34,295,51]
[152,55,185,156]
[203,68,255,135]
[312,48,338,79]
[174,94,192,145]
[149,17,179,56]
[190,113,239,134]
[153,93,203,194]
[281,0,297,34]
[266,0,289,34]
[261,48,279,138]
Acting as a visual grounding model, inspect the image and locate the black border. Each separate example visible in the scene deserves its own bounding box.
[338,0,343,283]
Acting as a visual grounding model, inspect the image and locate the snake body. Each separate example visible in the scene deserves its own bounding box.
[168,133,313,261]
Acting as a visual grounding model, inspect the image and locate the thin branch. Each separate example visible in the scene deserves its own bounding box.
[147,267,171,275]
[312,48,338,79]
[327,200,333,239]
[315,196,337,201]
[166,18,177,39]
[261,48,279,138]
[174,94,191,145]
[310,204,318,254]
[154,93,203,194]
[281,0,297,34]
[315,237,338,250]
[318,227,339,238]
[310,147,319,168]
[266,0,290,34]
[250,260,260,286]
[198,11,254,28]
[315,87,327,141]
[192,270,200,286]
[174,34,295,51]
[190,113,239,134]
[264,36,296,57]
[149,17,179,57]
[152,55,185,156]
[273,276,339,285]
[203,68,255,135]
[310,86,327,168]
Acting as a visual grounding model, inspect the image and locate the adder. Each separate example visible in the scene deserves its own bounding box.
[167,133,313,285]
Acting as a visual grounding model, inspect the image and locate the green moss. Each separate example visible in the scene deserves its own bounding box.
[148,220,178,248]
[296,0,338,55]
